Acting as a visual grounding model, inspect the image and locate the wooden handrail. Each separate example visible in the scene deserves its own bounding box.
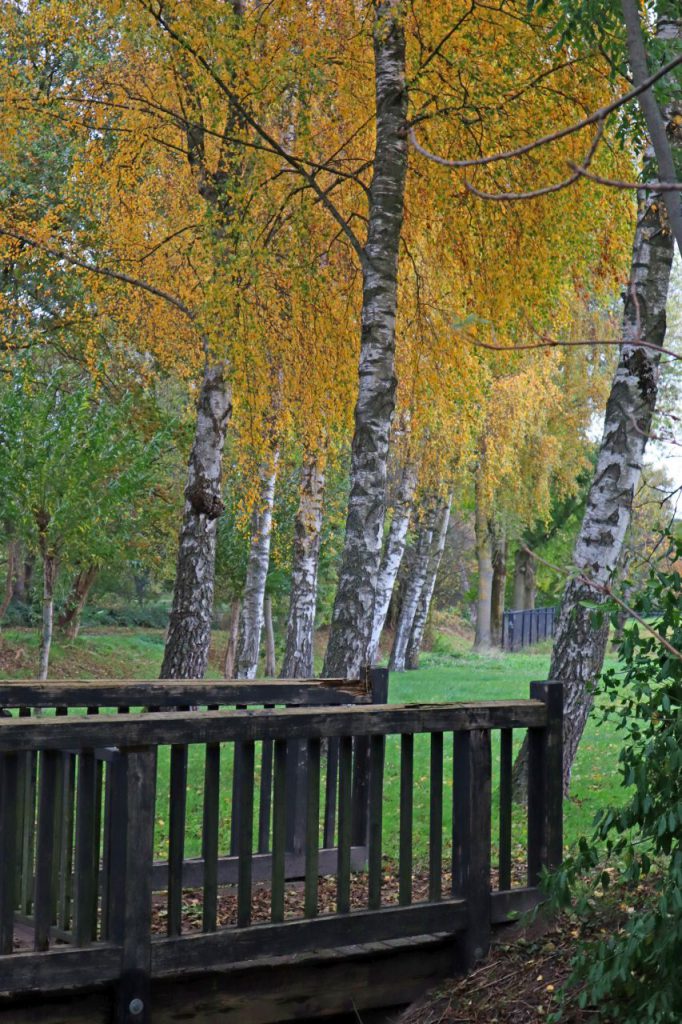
[0,678,372,709]
[0,700,548,751]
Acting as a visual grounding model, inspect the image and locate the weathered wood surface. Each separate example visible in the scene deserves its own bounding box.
[0,701,547,751]
[0,678,371,709]
[0,934,457,1023]
[150,900,468,976]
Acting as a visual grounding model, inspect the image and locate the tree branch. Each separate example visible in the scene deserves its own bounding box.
[409,51,682,169]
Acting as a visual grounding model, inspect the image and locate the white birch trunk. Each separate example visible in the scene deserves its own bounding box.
[389,507,435,672]
[513,191,675,798]
[323,1,409,678]
[405,496,452,670]
[490,529,507,647]
[38,549,57,681]
[223,598,241,678]
[281,453,325,679]
[473,481,493,652]
[264,595,276,677]
[161,362,231,679]
[236,451,279,679]
[367,460,418,664]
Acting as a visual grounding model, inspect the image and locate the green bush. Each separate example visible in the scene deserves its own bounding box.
[549,537,682,1023]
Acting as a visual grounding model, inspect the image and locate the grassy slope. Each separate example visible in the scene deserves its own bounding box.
[0,627,625,864]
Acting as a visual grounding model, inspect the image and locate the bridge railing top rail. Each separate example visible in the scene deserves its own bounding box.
[0,699,548,751]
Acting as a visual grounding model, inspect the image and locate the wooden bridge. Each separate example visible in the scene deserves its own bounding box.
[0,671,563,1023]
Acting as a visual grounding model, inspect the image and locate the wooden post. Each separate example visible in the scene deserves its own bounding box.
[528,681,563,885]
[351,668,388,848]
[452,729,491,970]
[113,747,157,1024]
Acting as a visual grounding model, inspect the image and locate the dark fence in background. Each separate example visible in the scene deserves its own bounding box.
[502,606,558,651]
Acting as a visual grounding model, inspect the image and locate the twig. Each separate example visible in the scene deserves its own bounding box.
[521,546,682,662]
[408,51,682,169]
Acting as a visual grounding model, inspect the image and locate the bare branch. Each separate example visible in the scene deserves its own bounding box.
[409,51,682,168]
[522,545,682,662]
[0,226,196,322]
[569,164,682,191]
[463,120,605,202]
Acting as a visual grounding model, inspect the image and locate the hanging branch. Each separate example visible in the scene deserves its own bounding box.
[408,51,682,168]
[521,545,682,663]
[463,119,605,202]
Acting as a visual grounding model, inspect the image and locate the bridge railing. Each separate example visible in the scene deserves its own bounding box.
[0,681,563,1024]
[502,606,558,651]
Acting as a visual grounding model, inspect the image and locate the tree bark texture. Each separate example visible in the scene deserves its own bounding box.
[621,1,682,255]
[389,507,435,672]
[0,537,18,623]
[490,530,507,647]
[39,550,57,682]
[473,487,493,653]
[58,565,98,640]
[513,193,674,798]
[405,496,452,670]
[368,459,418,664]
[281,453,325,679]
[323,1,408,678]
[264,595,276,677]
[223,598,241,678]
[236,451,279,679]
[160,363,231,679]
[512,547,536,610]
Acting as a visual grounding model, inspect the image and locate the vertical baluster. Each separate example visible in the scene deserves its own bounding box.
[34,748,59,951]
[367,735,385,911]
[230,706,246,856]
[258,708,274,853]
[399,734,414,906]
[323,737,339,848]
[429,732,443,902]
[0,752,19,954]
[74,750,97,946]
[498,728,513,891]
[92,757,104,939]
[271,739,287,924]
[167,743,188,937]
[336,736,353,914]
[57,753,76,933]
[202,741,220,933]
[304,738,321,918]
[100,756,114,940]
[237,741,255,929]
[19,747,37,916]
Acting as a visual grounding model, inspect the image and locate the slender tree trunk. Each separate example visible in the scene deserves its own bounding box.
[512,191,675,799]
[405,496,452,670]
[389,508,435,672]
[523,556,536,611]
[161,362,232,679]
[281,453,325,678]
[323,1,408,678]
[264,595,276,676]
[223,598,241,678]
[473,485,493,652]
[58,565,98,640]
[367,459,418,665]
[490,530,507,647]
[512,547,532,609]
[38,548,57,682]
[236,451,279,679]
[0,537,18,623]
[621,1,682,255]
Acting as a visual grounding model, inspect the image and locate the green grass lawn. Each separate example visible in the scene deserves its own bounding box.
[1,628,627,870]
